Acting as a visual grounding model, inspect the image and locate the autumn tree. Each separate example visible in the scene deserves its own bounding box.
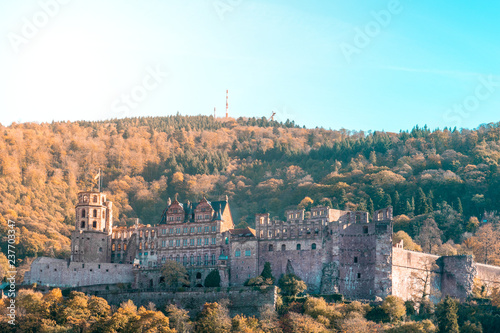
[278,274,307,297]
[195,302,231,333]
[381,296,406,323]
[161,260,190,288]
[416,218,442,253]
[468,224,500,265]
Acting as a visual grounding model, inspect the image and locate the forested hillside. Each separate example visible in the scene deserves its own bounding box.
[1,115,500,271]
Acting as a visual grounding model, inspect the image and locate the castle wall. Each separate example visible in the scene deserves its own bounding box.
[25,257,134,287]
[95,286,277,318]
[476,263,500,293]
[134,267,229,289]
[391,248,441,302]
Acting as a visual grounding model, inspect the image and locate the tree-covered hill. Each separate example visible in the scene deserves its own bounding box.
[1,115,500,268]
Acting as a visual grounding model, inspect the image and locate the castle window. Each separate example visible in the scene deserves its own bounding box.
[98,264,101,269]
[162,256,166,262]
[260,217,264,225]
[93,209,97,218]
[205,214,209,219]
[212,254,216,265]
[124,244,127,251]
[190,239,195,246]
[162,240,166,248]
[170,228,174,234]
[99,247,102,252]
[197,255,201,266]
[183,239,188,246]
[357,273,361,279]
[212,237,216,244]
[296,244,301,250]
[81,210,86,218]
[235,249,241,257]
[117,244,121,251]
[269,244,273,252]
[282,244,286,251]
[176,255,180,263]
[205,254,209,265]
[197,238,202,246]
[354,256,358,263]
[312,243,317,250]
[191,255,195,265]
[81,221,85,228]
[83,196,88,202]
[191,227,196,233]
[183,255,188,266]
[197,226,202,233]
[169,240,173,246]
[315,228,319,234]
[93,196,97,203]
[162,228,166,235]
[176,228,181,234]
[196,272,202,279]
[183,227,188,233]
[139,243,142,250]
[176,239,181,246]
[145,243,149,250]
[356,214,361,223]
[176,216,181,221]
[363,226,368,234]
[211,226,217,232]
[268,230,272,237]
[205,226,209,232]
[245,250,251,256]
[93,221,97,228]
[112,244,116,251]
[82,264,85,268]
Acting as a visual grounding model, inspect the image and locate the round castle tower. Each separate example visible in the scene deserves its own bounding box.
[71,191,113,263]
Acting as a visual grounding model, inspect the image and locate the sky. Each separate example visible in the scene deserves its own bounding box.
[0,0,499,132]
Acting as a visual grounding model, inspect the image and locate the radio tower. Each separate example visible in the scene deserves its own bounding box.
[226,89,229,118]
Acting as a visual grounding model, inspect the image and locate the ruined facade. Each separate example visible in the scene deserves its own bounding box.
[25,191,500,302]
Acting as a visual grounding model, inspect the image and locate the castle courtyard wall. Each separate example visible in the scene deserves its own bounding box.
[25,257,134,287]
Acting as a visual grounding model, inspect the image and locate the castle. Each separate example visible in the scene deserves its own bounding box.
[25,191,500,302]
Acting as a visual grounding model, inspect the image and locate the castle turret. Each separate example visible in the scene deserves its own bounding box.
[71,191,113,263]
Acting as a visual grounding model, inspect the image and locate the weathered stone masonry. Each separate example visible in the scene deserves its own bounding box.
[24,191,500,303]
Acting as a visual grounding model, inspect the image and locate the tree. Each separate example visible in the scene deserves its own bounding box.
[261,262,275,282]
[195,302,231,333]
[204,269,221,288]
[381,296,406,323]
[392,231,422,252]
[298,197,313,210]
[367,198,375,217]
[278,274,307,297]
[415,188,430,215]
[468,224,500,265]
[436,297,459,333]
[166,304,193,333]
[416,218,442,253]
[161,260,190,288]
[466,216,480,233]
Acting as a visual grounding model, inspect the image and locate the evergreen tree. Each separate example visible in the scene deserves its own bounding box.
[260,262,275,282]
[456,197,463,215]
[427,190,434,212]
[204,270,221,288]
[393,191,400,215]
[436,296,459,333]
[415,188,430,215]
[382,193,392,208]
[367,198,375,217]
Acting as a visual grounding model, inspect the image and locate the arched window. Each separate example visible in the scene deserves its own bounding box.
[93,221,97,228]
[112,244,116,251]
[190,255,195,265]
[183,255,188,266]
[123,244,127,251]
[81,210,86,218]
[296,244,301,250]
[139,243,143,250]
[196,272,202,279]
[311,243,317,250]
[118,244,121,251]
[93,209,97,218]
[268,244,273,252]
[93,196,98,203]
[235,249,241,257]
[81,221,85,228]
[281,244,286,251]
[197,255,202,266]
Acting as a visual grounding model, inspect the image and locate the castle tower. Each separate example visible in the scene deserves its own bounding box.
[71,191,113,263]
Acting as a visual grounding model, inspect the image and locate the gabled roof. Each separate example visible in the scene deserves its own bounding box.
[229,227,256,237]
[158,198,229,224]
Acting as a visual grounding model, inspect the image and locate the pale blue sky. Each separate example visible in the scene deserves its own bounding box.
[0,0,499,131]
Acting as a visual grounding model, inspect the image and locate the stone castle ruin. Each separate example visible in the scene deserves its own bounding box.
[25,191,500,302]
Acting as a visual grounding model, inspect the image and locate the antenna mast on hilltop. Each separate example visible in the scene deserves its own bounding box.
[226,89,229,118]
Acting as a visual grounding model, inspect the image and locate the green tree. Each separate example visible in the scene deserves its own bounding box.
[415,188,430,215]
[261,262,275,282]
[278,274,307,297]
[436,296,459,333]
[204,269,221,288]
